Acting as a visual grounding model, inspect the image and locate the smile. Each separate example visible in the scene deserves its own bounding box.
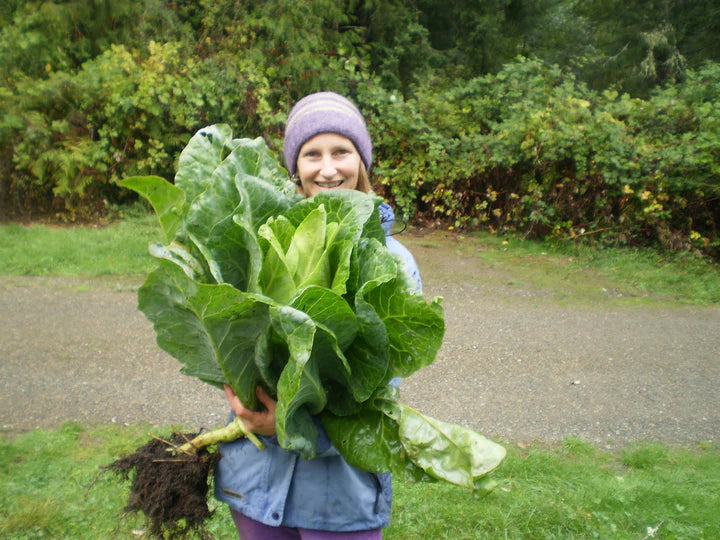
[314,179,345,189]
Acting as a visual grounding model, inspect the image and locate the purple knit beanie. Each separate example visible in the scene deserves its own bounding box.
[283,91,372,177]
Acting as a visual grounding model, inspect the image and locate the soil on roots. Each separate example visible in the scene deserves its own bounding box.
[106,432,220,538]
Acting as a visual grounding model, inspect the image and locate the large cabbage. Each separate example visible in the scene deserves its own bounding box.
[120,125,504,490]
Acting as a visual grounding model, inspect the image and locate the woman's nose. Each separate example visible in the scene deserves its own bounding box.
[320,157,337,177]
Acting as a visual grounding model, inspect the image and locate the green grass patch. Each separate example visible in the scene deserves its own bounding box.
[1,426,718,539]
[388,437,720,539]
[406,230,720,306]
[0,423,235,539]
[572,246,720,305]
[0,213,160,277]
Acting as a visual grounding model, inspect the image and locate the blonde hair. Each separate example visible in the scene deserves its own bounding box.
[356,161,372,194]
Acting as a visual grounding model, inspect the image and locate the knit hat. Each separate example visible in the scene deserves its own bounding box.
[283,92,372,177]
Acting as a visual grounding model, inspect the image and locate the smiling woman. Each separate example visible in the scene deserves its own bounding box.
[283,91,374,199]
[295,133,363,197]
[215,91,417,539]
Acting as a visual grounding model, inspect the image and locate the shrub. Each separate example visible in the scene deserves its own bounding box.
[364,57,720,259]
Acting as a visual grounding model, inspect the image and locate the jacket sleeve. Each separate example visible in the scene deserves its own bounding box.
[385,236,422,292]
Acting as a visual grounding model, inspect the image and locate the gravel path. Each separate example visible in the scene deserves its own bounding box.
[2,237,719,446]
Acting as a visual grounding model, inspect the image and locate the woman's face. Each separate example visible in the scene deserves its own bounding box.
[295,133,361,198]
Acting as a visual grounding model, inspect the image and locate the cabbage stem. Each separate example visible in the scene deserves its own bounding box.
[176,417,265,454]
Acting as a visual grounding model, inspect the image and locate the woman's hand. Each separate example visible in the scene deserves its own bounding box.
[224,384,277,437]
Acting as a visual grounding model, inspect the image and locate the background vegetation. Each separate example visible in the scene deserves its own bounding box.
[1,0,719,260]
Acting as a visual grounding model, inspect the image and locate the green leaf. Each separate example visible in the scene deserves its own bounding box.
[138,262,270,405]
[321,387,431,482]
[379,400,507,490]
[324,390,506,490]
[353,237,445,381]
[118,175,184,243]
[284,190,380,244]
[258,216,298,304]
[371,279,444,380]
[174,124,238,206]
[148,241,206,281]
[271,305,325,457]
[321,407,425,479]
[287,204,330,288]
[345,295,390,401]
[290,286,357,351]
[291,286,358,416]
[183,137,296,289]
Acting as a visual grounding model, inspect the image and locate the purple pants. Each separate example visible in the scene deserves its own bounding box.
[231,510,382,540]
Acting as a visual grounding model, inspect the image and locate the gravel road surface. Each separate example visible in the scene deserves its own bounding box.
[2,236,719,446]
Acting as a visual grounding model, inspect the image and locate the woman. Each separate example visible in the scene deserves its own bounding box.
[214,91,421,539]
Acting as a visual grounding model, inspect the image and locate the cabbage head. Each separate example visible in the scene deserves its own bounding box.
[120,125,505,490]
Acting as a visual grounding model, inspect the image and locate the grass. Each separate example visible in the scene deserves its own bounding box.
[403,230,720,306]
[391,437,720,539]
[1,425,718,539]
[0,212,160,277]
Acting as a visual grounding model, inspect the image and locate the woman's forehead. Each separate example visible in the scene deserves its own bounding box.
[300,133,355,149]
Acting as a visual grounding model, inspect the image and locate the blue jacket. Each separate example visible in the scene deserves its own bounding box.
[214,202,421,531]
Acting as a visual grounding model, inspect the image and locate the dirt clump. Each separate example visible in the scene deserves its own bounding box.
[105,432,220,538]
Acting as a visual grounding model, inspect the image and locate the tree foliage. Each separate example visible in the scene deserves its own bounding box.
[1,0,719,259]
[369,59,719,257]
